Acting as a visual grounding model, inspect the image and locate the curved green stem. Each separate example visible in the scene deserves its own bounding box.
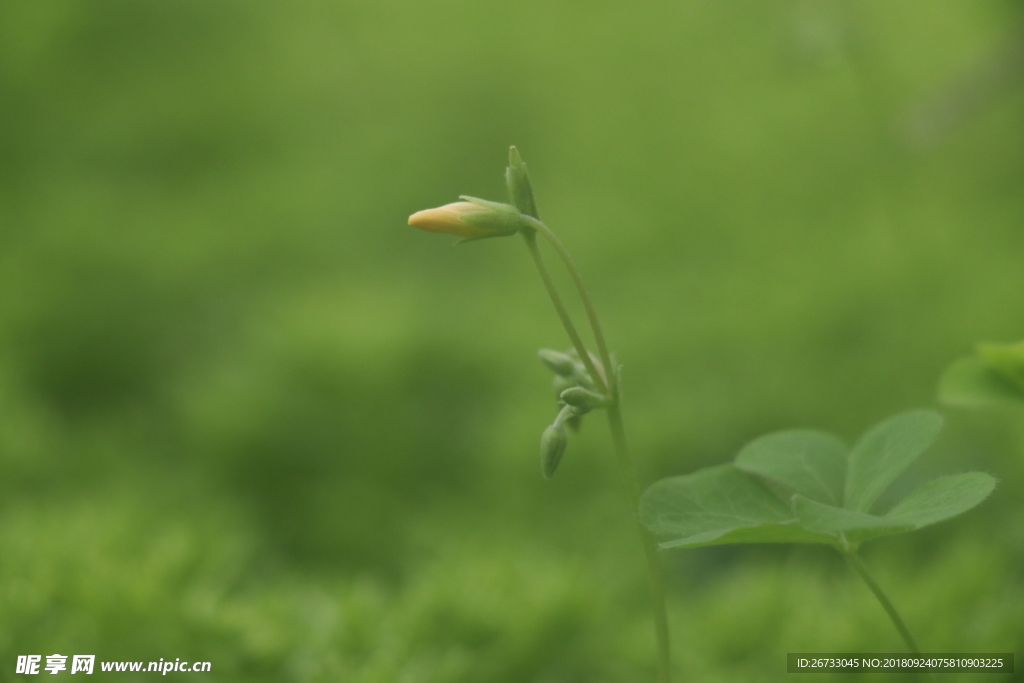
[520,225,672,683]
[552,403,575,428]
[521,230,608,394]
[523,216,616,394]
[842,548,921,655]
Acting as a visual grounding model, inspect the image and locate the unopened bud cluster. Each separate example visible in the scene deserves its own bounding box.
[536,348,611,478]
[409,148,618,481]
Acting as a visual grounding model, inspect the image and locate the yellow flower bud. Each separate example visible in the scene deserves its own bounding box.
[408,197,525,243]
[408,202,485,238]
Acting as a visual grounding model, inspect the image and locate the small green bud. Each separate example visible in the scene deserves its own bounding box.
[559,386,609,413]
[552,374,576,399]
[538,349,577,376]
[505,146,539,219]
[540,424,568,479]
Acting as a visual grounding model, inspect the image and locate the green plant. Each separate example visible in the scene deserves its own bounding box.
[640,409,995,654]
[407,149,1001,678]
[939,340,1024,408]
[409,148,672,682]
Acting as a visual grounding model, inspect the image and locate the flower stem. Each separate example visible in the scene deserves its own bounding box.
[523,216,616,394]
[842,548,921,654]
[521,230,608,394]
[608,399,673,683]
[521,225,672,683]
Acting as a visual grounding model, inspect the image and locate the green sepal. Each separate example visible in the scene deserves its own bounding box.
[459,195,519,213]
[454,195,526,242]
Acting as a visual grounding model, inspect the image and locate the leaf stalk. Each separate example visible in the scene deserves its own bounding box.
[841,547,922,655]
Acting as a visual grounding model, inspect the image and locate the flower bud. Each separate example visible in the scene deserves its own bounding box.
[505,146,539,219]
[538,349,576,377]
[559,386,609,413]
[552,374,576,399]
[540,424,568,479]
[408,197,526,243]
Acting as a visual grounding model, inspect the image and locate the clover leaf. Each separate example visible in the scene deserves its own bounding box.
[640,410,995,550]
[844,410,943,513]
[735,430,846,506]
[641,465,837,549]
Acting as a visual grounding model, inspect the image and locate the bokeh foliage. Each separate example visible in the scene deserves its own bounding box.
[1,0,1023,680]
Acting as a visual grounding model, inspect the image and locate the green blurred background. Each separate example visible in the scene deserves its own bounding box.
[1,0,1022,680]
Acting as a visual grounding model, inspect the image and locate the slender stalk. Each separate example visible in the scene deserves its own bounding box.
[608,400,673,683]
[521,226,672,683]
[842,548,921,654]
[524,216,616,393]
[521,230,608,394]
